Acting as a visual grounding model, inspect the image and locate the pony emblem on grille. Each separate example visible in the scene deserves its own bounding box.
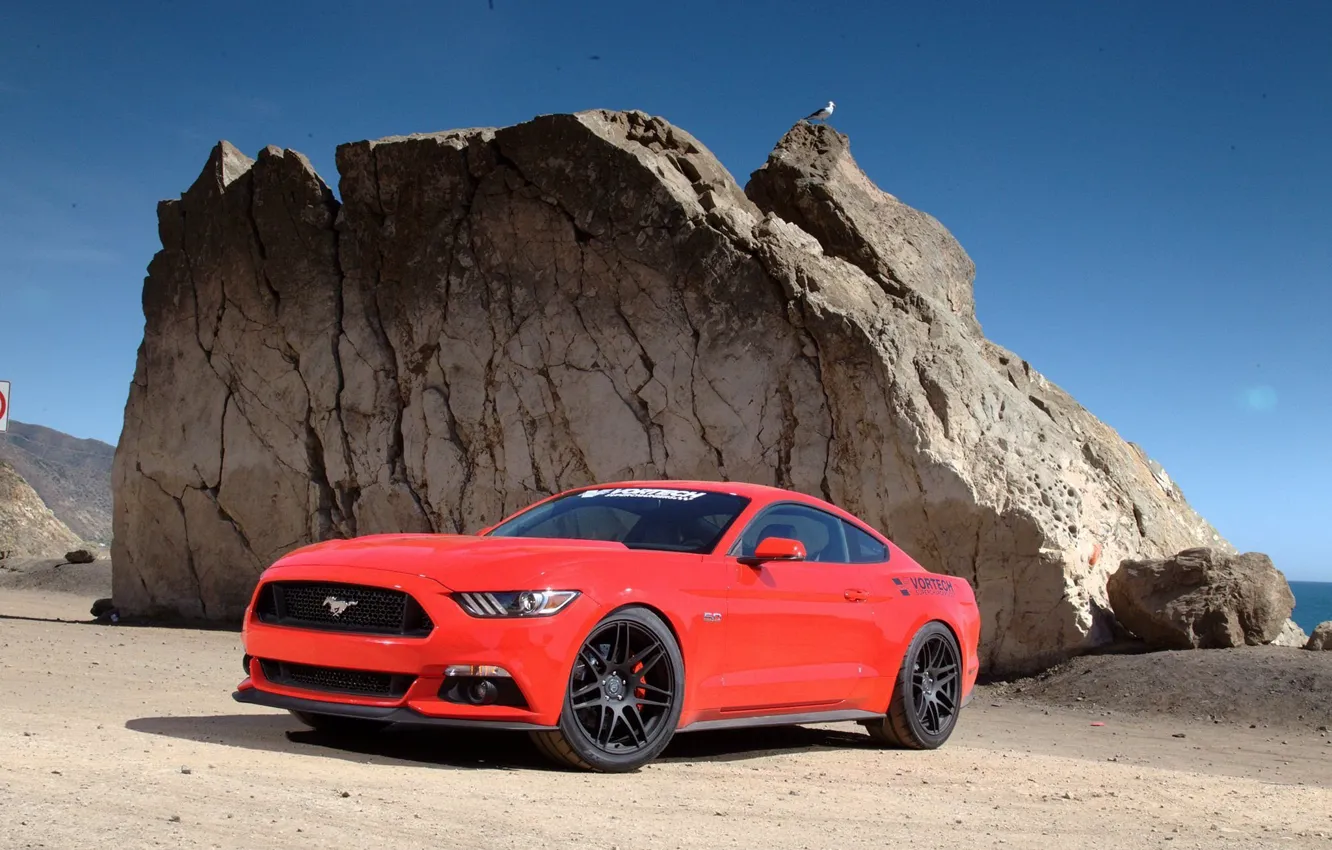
[322,596,359,617]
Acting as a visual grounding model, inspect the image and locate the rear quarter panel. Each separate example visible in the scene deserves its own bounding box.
[867,544,981,712]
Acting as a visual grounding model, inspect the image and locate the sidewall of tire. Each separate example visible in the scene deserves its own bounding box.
[554,606,685,772]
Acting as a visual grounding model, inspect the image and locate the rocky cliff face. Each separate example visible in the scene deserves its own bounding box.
[0,461,84,558]
[112,110,1230,672]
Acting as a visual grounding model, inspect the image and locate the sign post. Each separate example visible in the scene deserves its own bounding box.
[0,380,9,433]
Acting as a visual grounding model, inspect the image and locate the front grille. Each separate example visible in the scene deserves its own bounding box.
[259,659,415,698]
[254,581,434,636]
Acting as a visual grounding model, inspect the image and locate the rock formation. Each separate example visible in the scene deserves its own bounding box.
[1271,617,1311,648]
[0,461,85,558]
[1106,547,1295,649]
[1308,622,1332,651]
[112,109,1232,673]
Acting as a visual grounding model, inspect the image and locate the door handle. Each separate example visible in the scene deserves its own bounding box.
[844,589,868,602]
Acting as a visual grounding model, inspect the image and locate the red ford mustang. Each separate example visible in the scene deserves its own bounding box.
[233,480,981,772]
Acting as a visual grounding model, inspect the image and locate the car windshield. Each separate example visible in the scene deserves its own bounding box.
[484,486,751,554]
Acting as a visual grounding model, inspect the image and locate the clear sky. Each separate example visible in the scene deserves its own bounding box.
[1,1,1328,580]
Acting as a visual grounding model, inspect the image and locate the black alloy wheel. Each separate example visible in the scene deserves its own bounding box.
[911,630,962,735]
[864,620,964,749]
[530,607,684,772]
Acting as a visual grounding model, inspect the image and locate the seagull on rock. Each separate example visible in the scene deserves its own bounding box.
[803,100,835,123]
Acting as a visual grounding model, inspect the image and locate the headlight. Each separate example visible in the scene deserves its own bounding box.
[453,590,580,618]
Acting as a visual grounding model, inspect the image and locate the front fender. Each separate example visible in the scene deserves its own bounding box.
[569,583,718,723]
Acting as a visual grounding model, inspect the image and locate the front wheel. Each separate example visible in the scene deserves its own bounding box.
[530,607,685,772]
[863,620,963,749]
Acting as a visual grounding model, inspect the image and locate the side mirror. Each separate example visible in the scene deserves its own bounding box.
[739,536,806,567]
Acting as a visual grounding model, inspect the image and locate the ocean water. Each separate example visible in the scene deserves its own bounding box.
[1290,581,1332,634]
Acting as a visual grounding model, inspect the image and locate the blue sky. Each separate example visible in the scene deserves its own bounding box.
[1,1,1328,580]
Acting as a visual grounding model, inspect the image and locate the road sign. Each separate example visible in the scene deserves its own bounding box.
[0,380,9,433]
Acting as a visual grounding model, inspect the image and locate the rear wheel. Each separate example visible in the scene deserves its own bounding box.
[864,621,963,749]
[530,607,684,772]
[288,710,391,736]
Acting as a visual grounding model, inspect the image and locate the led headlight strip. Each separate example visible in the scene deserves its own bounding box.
[454,590,580,618]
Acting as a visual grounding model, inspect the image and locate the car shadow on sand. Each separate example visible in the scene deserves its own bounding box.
[124,712,878,772]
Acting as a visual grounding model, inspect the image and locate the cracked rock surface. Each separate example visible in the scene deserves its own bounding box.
[112,110,1231,674]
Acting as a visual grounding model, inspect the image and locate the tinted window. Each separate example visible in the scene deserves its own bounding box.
[843,520,889,563]
[733,504,850,563]
[486,486,750,554]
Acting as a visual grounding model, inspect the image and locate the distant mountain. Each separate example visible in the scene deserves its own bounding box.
[0,460,84,558]
[0,420,114,544]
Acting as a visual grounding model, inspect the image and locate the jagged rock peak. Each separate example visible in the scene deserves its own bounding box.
[747,121,980,335]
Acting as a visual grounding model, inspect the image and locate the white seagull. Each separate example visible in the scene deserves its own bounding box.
[803,100,835,123]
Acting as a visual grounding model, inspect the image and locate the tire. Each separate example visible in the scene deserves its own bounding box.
[530,607,685,773]
[864,620,963,749]
[289,710,391,736]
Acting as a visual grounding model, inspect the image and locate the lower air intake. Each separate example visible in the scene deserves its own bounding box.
[259,659,415,698]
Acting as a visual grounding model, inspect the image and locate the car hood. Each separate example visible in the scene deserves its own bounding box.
[267,533,649,591]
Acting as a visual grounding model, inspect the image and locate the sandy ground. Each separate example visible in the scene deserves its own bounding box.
[3,587,1331,850]
[0,553,112,595]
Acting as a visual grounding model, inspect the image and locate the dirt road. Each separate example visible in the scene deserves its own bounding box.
[3,589,1330,849]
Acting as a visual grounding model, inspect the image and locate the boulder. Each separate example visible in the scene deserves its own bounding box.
[1307,622,1332,651]
[90,597,119,623]
[1270,618,1310,648]
[111,110,1232,674]
[1107,548,1295,649]
[65,548,97,564]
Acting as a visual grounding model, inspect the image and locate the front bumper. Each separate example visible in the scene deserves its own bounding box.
[231,687,556,730]
[235,563,598,728]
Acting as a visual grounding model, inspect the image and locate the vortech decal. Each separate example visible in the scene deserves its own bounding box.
[579,487,706,501]
[891,576,957,597]
[910,576,956,596]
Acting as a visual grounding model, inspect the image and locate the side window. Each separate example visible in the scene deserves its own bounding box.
[734,504,851,563]
[842,520,889,563]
